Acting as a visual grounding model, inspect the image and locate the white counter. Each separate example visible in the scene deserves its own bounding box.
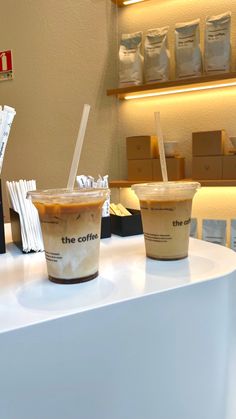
[1,223,236,334]
[1,224,236,419]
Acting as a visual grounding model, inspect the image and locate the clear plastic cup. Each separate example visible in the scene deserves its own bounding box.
[27,188,110,284]
[132,181,200,260]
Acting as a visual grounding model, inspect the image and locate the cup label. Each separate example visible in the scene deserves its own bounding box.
[61,233,99,244]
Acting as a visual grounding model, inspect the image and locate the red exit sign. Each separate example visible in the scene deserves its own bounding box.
[0,50,13,81]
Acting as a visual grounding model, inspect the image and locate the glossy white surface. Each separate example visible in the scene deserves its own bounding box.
[1,225,236,419]
[1,223,236,333]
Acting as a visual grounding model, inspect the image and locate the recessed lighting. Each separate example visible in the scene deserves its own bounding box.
[123,0,145,5]
[124,81,236,100]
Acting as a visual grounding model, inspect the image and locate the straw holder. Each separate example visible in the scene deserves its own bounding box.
[0,179,6,254]
[9,208,27,252]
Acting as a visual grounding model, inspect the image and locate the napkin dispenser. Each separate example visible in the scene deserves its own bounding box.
[0,179,6,254]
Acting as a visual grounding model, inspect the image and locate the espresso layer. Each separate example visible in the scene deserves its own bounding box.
[34,200,104,216]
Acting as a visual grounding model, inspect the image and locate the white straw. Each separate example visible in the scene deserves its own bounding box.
[154,112,168,182]
[67,104,91,190]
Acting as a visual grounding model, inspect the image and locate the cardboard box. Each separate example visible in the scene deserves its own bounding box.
[110,209,143,237]
[126,135,158,160]
[153,157,185,181]
[192,130,226,156]
[127,159,153,180]
[222,155,236,179]
[192,156,222,179]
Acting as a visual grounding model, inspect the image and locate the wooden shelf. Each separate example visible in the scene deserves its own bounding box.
[109,179,236,188]
[107,72,236,99]
[193,179,236,187]
[111,0,125,5]
[110,180,152,187]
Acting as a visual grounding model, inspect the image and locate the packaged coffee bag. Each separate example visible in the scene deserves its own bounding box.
[190,218,198,238]
[175,19,202,79]
[144,27,170,83]
[230,219,236,251]
[205,12,231,74]
[202,219,226,246]
[119,32,143,87]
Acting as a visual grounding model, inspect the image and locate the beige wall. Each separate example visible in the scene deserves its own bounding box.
[0,0,118,220]
[2,0,236,234]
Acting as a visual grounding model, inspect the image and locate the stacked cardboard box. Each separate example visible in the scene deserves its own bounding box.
[222,155,236,179]
[126,135,185,181]
[192,130,236,180]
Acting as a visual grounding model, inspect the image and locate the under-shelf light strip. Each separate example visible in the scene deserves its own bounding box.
[124,81,236,100]
[123,0,144,5]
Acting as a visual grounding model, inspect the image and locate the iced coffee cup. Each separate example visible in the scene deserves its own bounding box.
[132,181,200,260]
[27,188,109,284]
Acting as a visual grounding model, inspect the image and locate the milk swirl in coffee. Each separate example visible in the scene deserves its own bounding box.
[28,188,109,284]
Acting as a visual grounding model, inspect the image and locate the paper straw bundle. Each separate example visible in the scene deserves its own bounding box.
[6,180,44,253]
[0,106,16,175]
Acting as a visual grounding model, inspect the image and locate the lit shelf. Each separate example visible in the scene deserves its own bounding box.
[107,72,236,100]
[111,0,149,6]
[109,179,236,187]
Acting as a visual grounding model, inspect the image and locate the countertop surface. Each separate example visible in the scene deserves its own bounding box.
[1,224,236,334]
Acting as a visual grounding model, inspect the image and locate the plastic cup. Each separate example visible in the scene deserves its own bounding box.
[27,188,110,284]
[163,141,179,157]
[132,181,200,260]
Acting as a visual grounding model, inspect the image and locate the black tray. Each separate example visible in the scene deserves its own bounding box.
[110,209,143,237]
